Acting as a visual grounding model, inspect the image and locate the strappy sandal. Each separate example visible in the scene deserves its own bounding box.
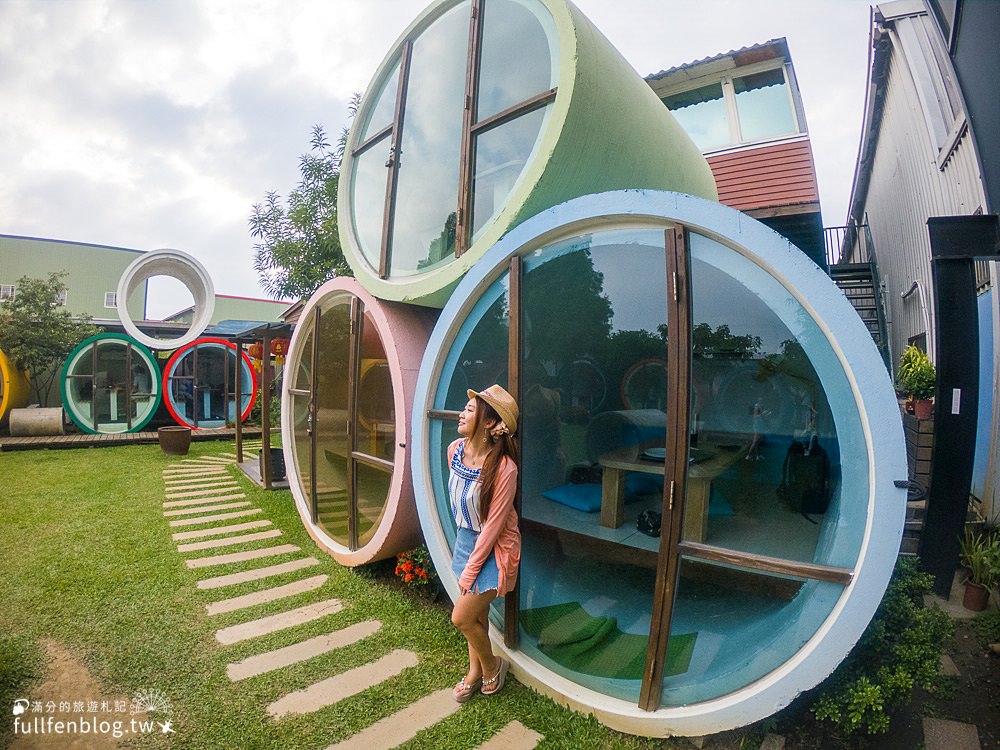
[480,658,509,696]
[452,675,482,703]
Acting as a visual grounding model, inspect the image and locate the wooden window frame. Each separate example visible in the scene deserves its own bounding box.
[354,0,559,271]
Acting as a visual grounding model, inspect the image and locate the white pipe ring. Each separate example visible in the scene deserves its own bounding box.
[116,248,215,350]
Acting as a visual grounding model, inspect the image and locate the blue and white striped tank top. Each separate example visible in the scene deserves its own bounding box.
[449,440,483,532]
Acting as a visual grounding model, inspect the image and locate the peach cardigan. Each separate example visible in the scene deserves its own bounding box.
[448,439,521,596]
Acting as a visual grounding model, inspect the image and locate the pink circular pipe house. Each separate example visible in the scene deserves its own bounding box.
[281,277,437,566]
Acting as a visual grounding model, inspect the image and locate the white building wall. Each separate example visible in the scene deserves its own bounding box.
[858,11,987,369]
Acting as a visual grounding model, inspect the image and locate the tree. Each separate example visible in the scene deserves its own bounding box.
[0,272,100,405]
[249,109,358,301]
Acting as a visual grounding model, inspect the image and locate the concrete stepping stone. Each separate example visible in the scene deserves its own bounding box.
[164,477,239,490]
[227,620,382,681]
[172,520,272,541]
[164,464,227,472]
[215,597,344,645]
[179,529,283,552]
[324,686,458,750]
[206,574,328,616]
[196,557,319,589]
[169,508,262,528]
[267,649,418,719]
[184,456,237,464]
[923,718,981,750]
[165,485,241,499]
[164,493,247,508]
[162,469,227,478]
[475,720,545,750]
[164,501,251,517]
[186,543,300,569]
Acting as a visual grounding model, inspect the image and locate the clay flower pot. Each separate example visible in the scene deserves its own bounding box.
[962,580,990,612]
[913,398,934,420]
[158,426,192,455]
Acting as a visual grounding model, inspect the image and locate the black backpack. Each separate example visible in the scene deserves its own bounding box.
[777,436,832,518]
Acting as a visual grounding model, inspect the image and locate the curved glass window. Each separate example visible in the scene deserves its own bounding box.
[288,291,394,551]
[163,338,256,430]
[419,215,883,715]
[61,334,162,434]
[348,0,558,278]
[412,192,903,735]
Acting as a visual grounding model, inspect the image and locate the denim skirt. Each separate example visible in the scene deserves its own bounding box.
[451,527,500,594]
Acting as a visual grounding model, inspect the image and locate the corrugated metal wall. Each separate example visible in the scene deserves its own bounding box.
[857,13,986,368]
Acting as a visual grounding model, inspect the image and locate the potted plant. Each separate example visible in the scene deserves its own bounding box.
[959,527,998,611]
[897,345,936,419]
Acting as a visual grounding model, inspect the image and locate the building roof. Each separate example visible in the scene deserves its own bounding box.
[645,38,790,86]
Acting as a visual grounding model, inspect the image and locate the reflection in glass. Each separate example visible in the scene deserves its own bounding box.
[356,463,392,547]
[658,231,865,705]
[357,311,395,461]
[662,83,730,151]
[290,317,315,517]
[477,0,556,120]
[363,60,400,138]
[472,106,550,242]
[352,140,392,270]
[314,301,352,546]
[389,2,470,276]
[63,336,160,433]
[166,342,254,429]
[518,229,668,701]
[733,68,795,142]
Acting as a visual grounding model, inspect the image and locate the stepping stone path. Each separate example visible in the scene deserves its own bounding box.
[158,448,548,749]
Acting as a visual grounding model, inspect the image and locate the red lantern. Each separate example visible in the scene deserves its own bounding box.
[248,342,264,372]
[270,338,290,366]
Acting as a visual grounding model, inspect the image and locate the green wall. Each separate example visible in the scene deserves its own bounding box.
[0,235,146,320]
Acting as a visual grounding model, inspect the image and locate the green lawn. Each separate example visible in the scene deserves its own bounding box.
[0,442,683,749]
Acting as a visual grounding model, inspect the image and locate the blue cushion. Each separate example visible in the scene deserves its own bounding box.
[541,483,603,512]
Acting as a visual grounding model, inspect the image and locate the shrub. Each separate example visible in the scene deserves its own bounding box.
[897,345,936,400]
[811,557,954,736]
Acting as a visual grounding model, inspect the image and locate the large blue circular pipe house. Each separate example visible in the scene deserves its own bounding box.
[410,191,907,735]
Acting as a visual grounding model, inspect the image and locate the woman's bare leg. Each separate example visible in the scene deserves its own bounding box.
[452,589,499,682]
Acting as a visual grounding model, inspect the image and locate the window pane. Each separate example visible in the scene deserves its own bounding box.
[362,60,400,139]
[662,83,730,151]
[432,271,510,554]
[659,231,867,705]
[518,228,667,702]
[389,1,471,276]
[351,139,391,271]
[356,463,392,547]
[471,105,550,241]
[733,68,795,142]
[314,300,352,546]
[128,345,157,425]
[477,0,557,120]
[92,341,127,429]
[356,310,395,462]
[289,315,315,515]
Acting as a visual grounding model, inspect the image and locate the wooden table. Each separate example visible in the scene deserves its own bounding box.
[598,440,749,541]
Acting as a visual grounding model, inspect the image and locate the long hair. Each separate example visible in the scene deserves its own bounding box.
[471,396,519,521]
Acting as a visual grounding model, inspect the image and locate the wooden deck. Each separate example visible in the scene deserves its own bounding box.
[0,427,262,452]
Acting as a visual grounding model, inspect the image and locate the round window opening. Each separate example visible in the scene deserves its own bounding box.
[162,338,257,430]
[282,277,434,566]
[411,190,907,736]
[61,333,162,434]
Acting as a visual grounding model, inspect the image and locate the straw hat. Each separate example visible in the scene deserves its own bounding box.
[468,384,519,435]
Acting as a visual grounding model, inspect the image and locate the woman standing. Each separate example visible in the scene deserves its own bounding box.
[449,384,520,702]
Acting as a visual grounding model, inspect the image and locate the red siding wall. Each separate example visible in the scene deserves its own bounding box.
[706,139,820,212]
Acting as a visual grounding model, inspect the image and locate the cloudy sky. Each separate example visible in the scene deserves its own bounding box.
[0,0,873,317]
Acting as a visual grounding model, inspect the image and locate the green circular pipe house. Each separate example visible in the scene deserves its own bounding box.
[339,0,718,308]
[61,333,163,434]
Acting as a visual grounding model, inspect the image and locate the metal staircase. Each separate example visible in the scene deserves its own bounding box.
[825,223,891,370]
